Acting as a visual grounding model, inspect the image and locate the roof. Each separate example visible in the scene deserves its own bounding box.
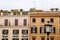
[30,11,60,17]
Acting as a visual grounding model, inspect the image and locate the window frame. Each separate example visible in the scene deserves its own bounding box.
[50,18,54,23]
[13,29,19,35]
[31,27,37,33]
[41,18,45,23]
[22,29,28,34]
[32,18,36,23]
[2,29,8,35]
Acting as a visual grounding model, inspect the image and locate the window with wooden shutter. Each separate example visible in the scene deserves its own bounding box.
[31,27,37,33]
[41,37,45,40]
[32,37,36,40]
[24,19,27,26]
[2,30,8,35]
[40,27,45,33]
[50,37,54,40]
[50,18,54,23]
[15,19,18,26]
[32,18,36,23]
[5,19,8,26]
[41,18,44,23]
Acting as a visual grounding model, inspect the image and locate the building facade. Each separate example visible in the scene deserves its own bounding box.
[0,10,29,40]
[30,10,60,40]
[0,9,60,40]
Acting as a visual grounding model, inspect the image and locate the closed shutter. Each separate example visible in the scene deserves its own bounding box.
[24,19,27,26]
[5,19,8,26]
[15,19,18,26]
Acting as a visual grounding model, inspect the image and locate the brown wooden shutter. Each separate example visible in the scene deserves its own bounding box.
[5,19,8,26]
[15,19,18,26]
[24,19,27,26]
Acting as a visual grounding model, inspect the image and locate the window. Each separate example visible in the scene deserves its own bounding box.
[50,27,55,34]
[40,27,46,33]
[31,27,37,33]
[50,18,54,23]
[3,13,8,16]
[47,38,49,40]
[13,29,19,35]
[24,19,27,26]
[2,30,8,35]
[22,12,28,15]
[22,29,28,34]
[15,19,18,26]
[50,37,54,40]
[22,38,28,40]
[2,38,8,40]
[5,19,8,26]
[41,18,44,23]
[41,37,45,40]
[32,18,36,23]
[13,12,20,15]
[13,12,16,15]
[17,12,20,15]
[32,37,36,40]
[13,38,19,40]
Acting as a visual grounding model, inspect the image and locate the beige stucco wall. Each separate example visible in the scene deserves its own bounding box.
[0,27,30,40]
[30,16,59,40]
[0,16,29,26]
[0,15,30,40]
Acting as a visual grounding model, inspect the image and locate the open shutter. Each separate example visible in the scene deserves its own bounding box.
[40,27,42,33]
[53,27,55,34]
[44,27,46,33]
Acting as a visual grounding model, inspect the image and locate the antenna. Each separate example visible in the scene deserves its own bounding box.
[33,0,36,9]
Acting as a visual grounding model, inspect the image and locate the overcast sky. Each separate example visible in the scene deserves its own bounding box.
[0,0,60,11]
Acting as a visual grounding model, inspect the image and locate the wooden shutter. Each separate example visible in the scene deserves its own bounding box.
[24,19,27,26]
[15,19,18,26]
[5,19,8,26]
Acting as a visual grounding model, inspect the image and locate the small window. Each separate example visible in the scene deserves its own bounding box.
[31,27,37,33]
[3,13,8,16]
[22,38,28,40]
[13,29,19,35]
[13,12,16,15]
[2,38,8,40]
[41,18,44,23]
[17,12,20,15]
[2,30,8,35]
[32,18,36,23]
[47,38,49,40]
[32,37,36,40]
[41,37,45,40]
[13,38,19,40]
[22,29,28,34]
[50,18,54,23]
[50,37,54,40]
[22,12,28,15]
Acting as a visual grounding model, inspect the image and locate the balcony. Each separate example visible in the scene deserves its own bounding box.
[0,25,29,28]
